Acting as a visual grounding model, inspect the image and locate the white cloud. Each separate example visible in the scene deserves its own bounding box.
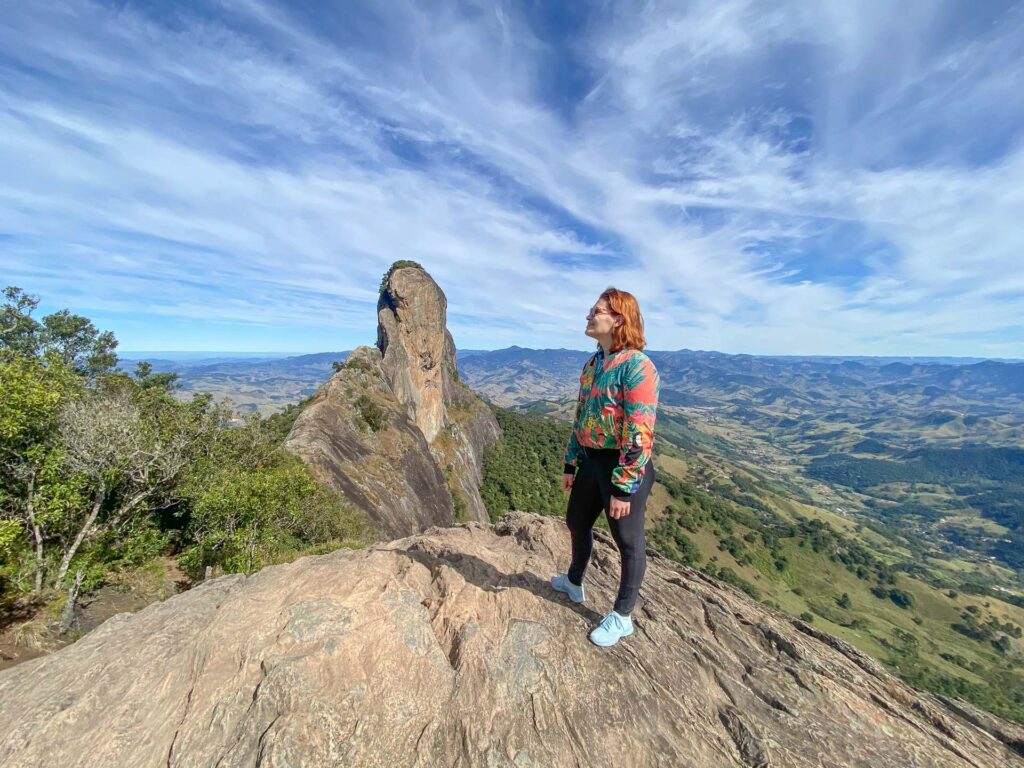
[1,0,1022,356]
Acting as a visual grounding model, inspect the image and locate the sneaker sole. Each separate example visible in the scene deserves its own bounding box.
[552,585,586,604]
[589,628,632,647]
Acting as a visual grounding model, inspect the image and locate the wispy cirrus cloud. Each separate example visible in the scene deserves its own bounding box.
[1,0,1022,356]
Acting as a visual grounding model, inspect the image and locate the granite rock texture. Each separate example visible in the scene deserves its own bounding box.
[284,264,500,537]
[1,513,1020,768]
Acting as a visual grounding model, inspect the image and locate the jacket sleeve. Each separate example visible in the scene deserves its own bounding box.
[563,357,592,474]
[610,355,660,497]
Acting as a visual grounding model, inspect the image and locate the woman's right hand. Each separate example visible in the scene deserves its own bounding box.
[562,473,574,492]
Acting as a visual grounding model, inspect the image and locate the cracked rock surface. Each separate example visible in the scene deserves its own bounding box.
[1,513,1021,767]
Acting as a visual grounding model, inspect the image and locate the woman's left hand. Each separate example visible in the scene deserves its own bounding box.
[609,496,631,519]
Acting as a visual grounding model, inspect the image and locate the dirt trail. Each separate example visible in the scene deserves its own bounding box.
[0,557,188,672]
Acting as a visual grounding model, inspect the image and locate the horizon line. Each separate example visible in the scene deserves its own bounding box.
[117,349,1024,362]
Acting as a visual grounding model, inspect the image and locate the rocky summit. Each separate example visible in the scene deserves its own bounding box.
[1,512,1020,767]
[284,263,500,538]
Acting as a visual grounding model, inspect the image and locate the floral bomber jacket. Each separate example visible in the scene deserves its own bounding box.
[563,346,660,498]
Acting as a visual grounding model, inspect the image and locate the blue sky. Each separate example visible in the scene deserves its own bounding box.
[2,1,1023,356]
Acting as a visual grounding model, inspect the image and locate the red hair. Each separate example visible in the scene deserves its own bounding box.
[598,287,647,352]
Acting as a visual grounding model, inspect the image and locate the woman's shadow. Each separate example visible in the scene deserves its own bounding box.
[397,544,604,625]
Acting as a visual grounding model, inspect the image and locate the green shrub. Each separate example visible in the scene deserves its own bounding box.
[889,588,914,609]
[180,456,371,577]
[354,394,389,432]
[379,260,423,293]
[671,530,701,566]
[343,355,375,375]
[708,565,761,600]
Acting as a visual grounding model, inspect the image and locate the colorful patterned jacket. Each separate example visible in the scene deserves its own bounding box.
[563,347,660,497]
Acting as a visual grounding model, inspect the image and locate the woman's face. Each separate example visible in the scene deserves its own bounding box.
[585,298,619,338]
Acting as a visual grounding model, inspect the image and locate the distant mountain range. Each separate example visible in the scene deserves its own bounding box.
[458,348,1024,417]
[118,347,1024,418]
[116,352,350,413]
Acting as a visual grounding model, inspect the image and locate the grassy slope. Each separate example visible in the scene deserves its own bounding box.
[647,441,1024,723]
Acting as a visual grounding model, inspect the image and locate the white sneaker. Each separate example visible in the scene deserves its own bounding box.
[589,611,633,647]
[551,573,586,603]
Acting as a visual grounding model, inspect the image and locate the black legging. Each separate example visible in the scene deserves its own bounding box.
[566,448,655,615]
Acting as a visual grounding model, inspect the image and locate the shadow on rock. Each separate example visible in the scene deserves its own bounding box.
[398,544,605,625]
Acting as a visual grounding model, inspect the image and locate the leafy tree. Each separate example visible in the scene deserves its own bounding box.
[131,361,179,392]
[182,461,318,574]
[0,286,43,356]
[264,395,315,443]
[993,634,1012,654]
[1,286,117,377]
[888,588,914,609]
[672,530,702,566]
[53,379,218,586]
[39,309,117,376]
[0,354,83,593]
[1,288,377,638]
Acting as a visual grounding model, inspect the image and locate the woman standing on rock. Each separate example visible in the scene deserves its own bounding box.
[552,287,660,647]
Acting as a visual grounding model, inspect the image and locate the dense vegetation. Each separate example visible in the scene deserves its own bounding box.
[0,287,373,638]
[479,405,571,520]
[649,470,902,603]
[480,407,910,608]
[807,447,1024,489]
[808,448,1024,569]
[660,464,1023,722]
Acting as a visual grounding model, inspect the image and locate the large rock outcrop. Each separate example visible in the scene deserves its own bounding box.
[284,263,500,537]
[376,265,455,443]
[376,265,501,526]
[1,513,1020,767]
[281,345,454,538]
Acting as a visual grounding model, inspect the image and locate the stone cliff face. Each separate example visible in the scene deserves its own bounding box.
[284,263,500,538]
[376,265,500,525]
[0,513,1020,767]
[282,346,454,538]
[376,266,452,443]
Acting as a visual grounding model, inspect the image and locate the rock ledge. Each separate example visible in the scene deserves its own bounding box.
[0,513,1020,768]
